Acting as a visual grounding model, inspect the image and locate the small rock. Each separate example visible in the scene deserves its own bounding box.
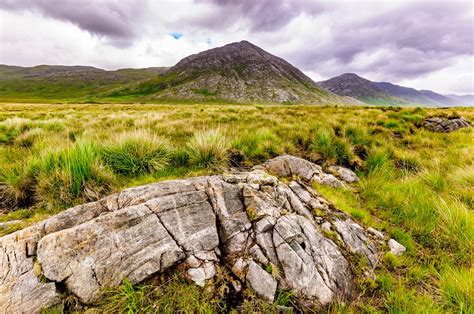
[231,258,248,280]
[313,173,343,188]
[388,239,406,256]
[367,227,385,240]
[187,262,216,287]
[246,261,277,302]
[327,166,359,183]
[250,245,269,265]
[321,221,332,231]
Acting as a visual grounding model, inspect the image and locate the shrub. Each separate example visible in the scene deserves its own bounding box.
[102,130,171,176]
[186,129,229,171]
[33,141,114,208]
[384,120,400,129]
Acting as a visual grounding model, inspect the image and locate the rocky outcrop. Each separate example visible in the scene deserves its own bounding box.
[0,156,394,312]
[424,117,471,132]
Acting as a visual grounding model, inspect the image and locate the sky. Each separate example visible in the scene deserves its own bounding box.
[0,0,473,94]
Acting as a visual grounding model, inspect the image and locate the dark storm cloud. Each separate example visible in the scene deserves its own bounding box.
[0,0,472,92]
[285,1,474,80]
[193,0,472,81]
[0,0,146,45]
[194,0,332,31]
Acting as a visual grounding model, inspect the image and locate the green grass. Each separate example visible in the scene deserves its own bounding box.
[311,128,352,166]
[31,140,114,209]
[101,130,171,176]
[0,103,472,313]
[186,129,229,171]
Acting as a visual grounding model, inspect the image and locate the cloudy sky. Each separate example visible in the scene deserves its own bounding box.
[0,0,473,94]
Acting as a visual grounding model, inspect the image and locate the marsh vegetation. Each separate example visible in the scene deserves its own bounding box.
[1,103,473,313]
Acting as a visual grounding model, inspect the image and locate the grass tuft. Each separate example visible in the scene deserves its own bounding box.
[101,130,171,176]
[32,141,114,208]
[186,129,229,171]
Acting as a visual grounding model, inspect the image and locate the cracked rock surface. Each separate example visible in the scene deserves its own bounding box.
[0,155,394,312]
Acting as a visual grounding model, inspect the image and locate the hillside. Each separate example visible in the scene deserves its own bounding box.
[318,73,406,105]
[0,42,349,104]
[0,65,168,102]
[445,94,474,106]
[373,82,441,106]
[319,73,470,107]
[111,41,344,104]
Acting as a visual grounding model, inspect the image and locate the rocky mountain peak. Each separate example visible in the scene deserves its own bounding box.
[160,41,341,103]
[318,73,402,105]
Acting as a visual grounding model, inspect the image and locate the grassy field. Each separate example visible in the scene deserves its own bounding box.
[0,103,473,313]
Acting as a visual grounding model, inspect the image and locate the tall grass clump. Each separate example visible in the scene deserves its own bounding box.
[365,149,393,174]
[32,140,114,208]
[186,129,229,171]
[0,163,34,210]
[102,277,224,313]
[311,129,352,166]
[232,129,283,162]
[438,266,473,312]
[101,130,171,176]
[345,126,371,159]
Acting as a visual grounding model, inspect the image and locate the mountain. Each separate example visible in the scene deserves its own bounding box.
[0,65,168,101]
[418,90,458,107]
[0,42,350,104]
[113,40,343,104]
[319,73,469,107]
[445,94,474,106]
[372,82,441,106]
[317,73,406,105]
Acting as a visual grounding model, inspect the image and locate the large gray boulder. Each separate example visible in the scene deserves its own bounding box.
[0,156,394,313]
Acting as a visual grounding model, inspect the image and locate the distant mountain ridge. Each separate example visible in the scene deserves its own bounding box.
[318,73,471,107]
[0,41,347,104]
[317,73,405,105]
[0,41,471,106]
[445,94,474,106]
[0,64,168,101]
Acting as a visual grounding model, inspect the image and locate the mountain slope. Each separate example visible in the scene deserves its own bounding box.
[0,65,168,101]
[318,73,406,105]
[124,40,344,103]
[445,94,474,106]
[319,73,469,107]
[0,41,350,104]
[417,90,458,107]
[373,82,442,106]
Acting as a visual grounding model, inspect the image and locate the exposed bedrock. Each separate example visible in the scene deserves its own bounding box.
[0,155,401,312]
[424,116,471,132]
